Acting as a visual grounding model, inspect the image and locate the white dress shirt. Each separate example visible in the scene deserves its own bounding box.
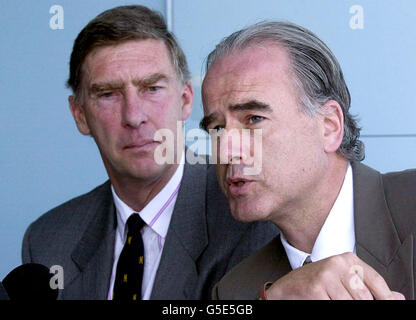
[107,162,184,300]
[280,163,356,269]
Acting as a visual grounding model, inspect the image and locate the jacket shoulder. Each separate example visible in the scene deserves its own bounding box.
[382,168,416,192]
[381,168,416,240]
[29,181,111,230]
[22,181,112,262]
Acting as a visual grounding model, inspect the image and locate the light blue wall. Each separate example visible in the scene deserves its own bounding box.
[177,0,416,166]
[1,0,415,279]
[0,0,166,279]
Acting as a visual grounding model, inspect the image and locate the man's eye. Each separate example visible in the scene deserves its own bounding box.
[98,91,114,98]
[148,86,161,92]
[211,125,225,132]
[249,115,263,124]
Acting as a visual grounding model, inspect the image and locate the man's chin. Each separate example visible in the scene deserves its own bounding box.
[229,203,259,223]
[116,160,172,182]
[133,163,172,180]
[229,195,273,223]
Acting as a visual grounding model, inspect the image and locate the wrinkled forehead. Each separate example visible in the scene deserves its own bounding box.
[202,44,294,110]
[82,39,179,85]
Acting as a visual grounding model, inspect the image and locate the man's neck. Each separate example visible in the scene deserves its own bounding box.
[276,156,349,253]
[110,163,179,212]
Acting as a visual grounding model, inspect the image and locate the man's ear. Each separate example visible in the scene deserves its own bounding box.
[180,81,194,121]
[321,100,344,154]
[69,95,91,136]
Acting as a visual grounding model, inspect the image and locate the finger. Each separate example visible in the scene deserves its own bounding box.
[391,291,405,300]
[265,281,332,300]
[359,264,395,300]
[316,253,368,299]
[326,279,354,300]
[341,272,373,300]
[299,262,343,300]
[265,267,332,300]
[334,252,393,300]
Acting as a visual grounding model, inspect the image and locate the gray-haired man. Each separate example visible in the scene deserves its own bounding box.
[201,21,416,300]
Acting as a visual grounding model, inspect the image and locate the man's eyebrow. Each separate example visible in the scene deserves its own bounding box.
[200,100,272,132]
[200,112,219,132]
[133,73,168,87]
[89,81,123,94]
[89,73,169,94]
[229,100,272,113]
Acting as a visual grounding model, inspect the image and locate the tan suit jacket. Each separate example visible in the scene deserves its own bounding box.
[213,162,416,299]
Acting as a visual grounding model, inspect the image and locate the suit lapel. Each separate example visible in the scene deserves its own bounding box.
[352,162,414,299]
[63,182,117,300]
[260,238,292,288]
[216,237,290,299]
[151,162,208,299]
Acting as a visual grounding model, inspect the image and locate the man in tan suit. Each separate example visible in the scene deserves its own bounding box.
[201,21,416,299]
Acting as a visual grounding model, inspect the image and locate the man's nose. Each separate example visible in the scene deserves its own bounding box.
[217,127,248,165]
[121,89,148,128]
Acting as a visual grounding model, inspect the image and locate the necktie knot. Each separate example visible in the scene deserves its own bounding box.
[126,214,145,234]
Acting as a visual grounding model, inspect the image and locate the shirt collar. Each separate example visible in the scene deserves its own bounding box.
[280,162,355,269]
[111,154,184,240]
[280,234,310,268]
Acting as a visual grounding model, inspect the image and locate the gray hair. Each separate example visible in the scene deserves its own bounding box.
[205,21,364,161]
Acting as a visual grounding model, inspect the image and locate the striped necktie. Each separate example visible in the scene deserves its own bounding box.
[113,214,145,301]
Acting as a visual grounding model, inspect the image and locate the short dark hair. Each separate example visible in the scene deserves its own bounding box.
[67,5,190,102]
